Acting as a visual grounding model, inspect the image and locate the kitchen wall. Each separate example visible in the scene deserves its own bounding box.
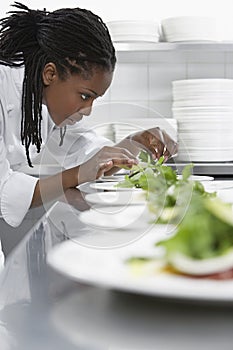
[88,49,233,135]
[2,0,232,130]
[1,0,233,125]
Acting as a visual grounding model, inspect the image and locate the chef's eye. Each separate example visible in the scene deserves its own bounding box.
[81,93,91,101]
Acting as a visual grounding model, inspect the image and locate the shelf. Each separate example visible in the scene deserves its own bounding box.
[115,41,233,52]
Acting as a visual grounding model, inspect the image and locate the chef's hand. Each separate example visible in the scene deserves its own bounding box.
[129,127,178,161]
[78,146,138,183]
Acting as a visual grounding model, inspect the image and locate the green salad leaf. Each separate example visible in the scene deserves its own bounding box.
[122,151,233,267]
[157,194,233,260]
[118,150,215,222]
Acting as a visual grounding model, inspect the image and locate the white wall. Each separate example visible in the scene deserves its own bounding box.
[1,0,232,121]
[1,0,233,39]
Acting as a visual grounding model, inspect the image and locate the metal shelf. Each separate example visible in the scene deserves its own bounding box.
[115,41,233,52]
[115,41,233,62]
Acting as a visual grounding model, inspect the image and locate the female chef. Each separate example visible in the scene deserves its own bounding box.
[0,2,177,228]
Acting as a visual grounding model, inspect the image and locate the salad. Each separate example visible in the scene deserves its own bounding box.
[123,151,233,279]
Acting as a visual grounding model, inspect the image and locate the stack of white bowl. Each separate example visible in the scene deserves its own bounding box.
[172,79,233,162]
[107,20,160,43]
[161,16,218,42]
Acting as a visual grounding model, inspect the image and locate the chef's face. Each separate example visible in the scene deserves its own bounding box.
[42,63,113,127]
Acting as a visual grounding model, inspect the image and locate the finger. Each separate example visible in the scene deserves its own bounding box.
[97,160,114,178]
[163,131,178,155]
[113,147,138,160]
[148,140,165,160]
[165,139,178,157]
[102,151,138,164]
[97,158,138,178]
[103,145,134,157]
[111,158,138,167]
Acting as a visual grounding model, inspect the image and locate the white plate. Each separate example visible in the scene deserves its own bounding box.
[79,204,151,230]
[203,180,233,192]
[177,175,214,182]
[47,229,233,302]
[100,175,126,182]
[90,181,142,191]
[85,191,146,206]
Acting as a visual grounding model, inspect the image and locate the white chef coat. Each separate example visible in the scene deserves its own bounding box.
[0,65,112,228]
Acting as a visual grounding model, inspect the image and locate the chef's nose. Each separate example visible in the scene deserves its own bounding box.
[80,105,93,116]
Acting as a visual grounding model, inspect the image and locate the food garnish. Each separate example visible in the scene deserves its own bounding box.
[123,151,233,279]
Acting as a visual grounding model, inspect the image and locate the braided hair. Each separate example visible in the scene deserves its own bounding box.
[0,2,116,166]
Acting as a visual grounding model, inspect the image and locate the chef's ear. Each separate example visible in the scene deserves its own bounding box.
[42,63,58,86]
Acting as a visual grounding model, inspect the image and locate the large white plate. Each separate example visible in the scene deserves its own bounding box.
[203,180,233,191]
[177,175,214,182]
[85,191,146,206]
[47,228,233,302]
[100,175,126,182]
[90,176,213,192]
[79,204,151,230]
[90,181,142,191]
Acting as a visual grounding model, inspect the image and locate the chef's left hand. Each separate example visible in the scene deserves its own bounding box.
[130,127,178,161]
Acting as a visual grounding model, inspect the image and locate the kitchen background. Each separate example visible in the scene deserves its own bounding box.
[1,0,233,139]
[1,0,233,254]
[1,0,233,118]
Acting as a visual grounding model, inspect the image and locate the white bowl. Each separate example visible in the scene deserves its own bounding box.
[110,34,159,43]
[161,16,217,42]
[107,20,160,43]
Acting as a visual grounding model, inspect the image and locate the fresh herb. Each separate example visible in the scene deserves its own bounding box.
[119,150,233,270]
[118,150,215,223]
[117,150,178,191]
[157,194,233,260]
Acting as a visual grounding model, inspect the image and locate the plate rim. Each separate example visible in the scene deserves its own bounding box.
[47,237,233,303]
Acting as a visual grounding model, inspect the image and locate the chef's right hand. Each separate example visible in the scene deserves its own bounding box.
[78,146,138,184]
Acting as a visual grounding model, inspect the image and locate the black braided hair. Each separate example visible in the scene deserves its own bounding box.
[0,2,116,166]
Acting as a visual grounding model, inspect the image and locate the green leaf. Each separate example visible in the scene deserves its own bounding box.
[157,195,233,260]
[138,150,150,163]
[156,156,165,165]
[182,163,193,181]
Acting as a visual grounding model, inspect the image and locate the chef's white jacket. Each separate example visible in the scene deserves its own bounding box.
[0,65,112,228]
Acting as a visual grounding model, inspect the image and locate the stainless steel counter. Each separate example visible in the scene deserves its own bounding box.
[0,187,233,350]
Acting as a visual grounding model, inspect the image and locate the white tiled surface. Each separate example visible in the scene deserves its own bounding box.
[225,52,233,64]
[148,101,173,118]
[225,53,233,77]
[187,63,225,79]
[185,51,225,63]
[110,63,148,100]
[148,51,187,63]
[92,50,232,129]
[149,63,186,100]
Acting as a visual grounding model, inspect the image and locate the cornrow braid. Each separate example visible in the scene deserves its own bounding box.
[0,2,116,166]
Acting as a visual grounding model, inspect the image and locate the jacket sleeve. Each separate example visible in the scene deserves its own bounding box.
[39,120,114,169]
[0,133,38,228]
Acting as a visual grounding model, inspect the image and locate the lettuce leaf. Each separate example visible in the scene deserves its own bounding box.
[157,194,233,260]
